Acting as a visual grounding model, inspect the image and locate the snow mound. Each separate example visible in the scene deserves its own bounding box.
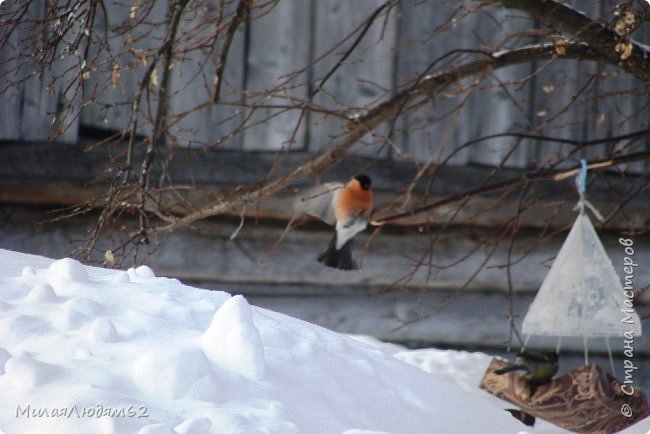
[174,417,212,434]
[201,294,266,381]
[136,423,176,434]
[133,346,213,400]
[21,265,37,278]
[128,265,156,279]
[52,308,88,331]
[88,318,120,342]
[25,283,58,302]
[0,347,12,374]
[5,355,58,389]
[48,257,89,282]
[62,297,103,316]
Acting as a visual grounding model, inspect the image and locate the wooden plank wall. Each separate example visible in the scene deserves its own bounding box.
[243,1,310,151]
[81,1,168,136]
[1,0,648,170]
[0,1,82,143]
[170,0,247,149]
[1,206,648,356]
[310,0,397,158]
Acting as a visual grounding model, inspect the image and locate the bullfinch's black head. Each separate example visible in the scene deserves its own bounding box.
[354,174,372,191]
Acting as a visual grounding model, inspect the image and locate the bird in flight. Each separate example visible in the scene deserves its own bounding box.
[294,174,373,270]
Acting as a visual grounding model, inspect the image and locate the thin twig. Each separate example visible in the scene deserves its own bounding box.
[374,151,650,225]
[212,0,251,103]
[151,43,609,234]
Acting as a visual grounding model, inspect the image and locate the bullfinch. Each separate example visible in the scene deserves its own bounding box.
[495,350,559,395]
[294,174,373,270]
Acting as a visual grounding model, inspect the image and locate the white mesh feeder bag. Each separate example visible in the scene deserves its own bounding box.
[480,163,648,433]
[521,212,641,338]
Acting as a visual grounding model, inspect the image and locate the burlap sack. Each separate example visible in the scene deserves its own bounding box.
[479,358,649,433]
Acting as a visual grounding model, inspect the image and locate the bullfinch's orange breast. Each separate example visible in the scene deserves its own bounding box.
[334,180,373,222]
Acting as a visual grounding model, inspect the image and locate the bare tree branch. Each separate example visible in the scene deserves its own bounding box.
[374,151,650,225]
[147,42,611,234]
[143,44,600,232]
[501,0,650,82]
[461,127,650,149]
[4,0,648,277]
[136,0,191,243]
[212,0,251,103]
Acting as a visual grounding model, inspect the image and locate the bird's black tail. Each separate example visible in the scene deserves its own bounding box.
[318,233,357,270]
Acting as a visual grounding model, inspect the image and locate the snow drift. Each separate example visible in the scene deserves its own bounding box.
[0,249,647,434]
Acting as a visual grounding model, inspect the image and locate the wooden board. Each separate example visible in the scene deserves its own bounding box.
[168,0,247,150]
[242,0,310,151]
[462,6,534,169]
[0,1,81,143]
[395,2,534,167]
[80,0,168,135]
[309,0,397,158]
[1,0,647,174]
[532,1,650,175]
[0,141,649,230]
[394,0,470,166]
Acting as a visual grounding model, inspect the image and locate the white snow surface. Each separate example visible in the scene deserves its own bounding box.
[0,249,646,434]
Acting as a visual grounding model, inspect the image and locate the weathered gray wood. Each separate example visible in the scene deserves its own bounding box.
[394,0,472,165]
[6,207,648,298]
[246,291,536,347]
[80,0,167,135]
[168,0,246,150]
[463,7,534,169]
[0,1,80,143]
[532,1,607,170]
[530,58,592,169]
[395,2,533,167]
[0,0,646,179]
[1,140,649,230]
[0,1,24,141]
[21,1,81,144]
[309,0,397,157]
[241,0,310,151]
[149,214,615,309]
[640,20,650,175]
[600,10,650,175]
[4,176,650,232]
[530,1,650,174]
[1,206,647,354]
[602,67,649,175]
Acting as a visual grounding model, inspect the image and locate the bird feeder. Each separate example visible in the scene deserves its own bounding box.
[480,161,648,433]
[480,359,648,433]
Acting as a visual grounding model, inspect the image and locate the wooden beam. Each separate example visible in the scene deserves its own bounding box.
[1,141,649,229]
